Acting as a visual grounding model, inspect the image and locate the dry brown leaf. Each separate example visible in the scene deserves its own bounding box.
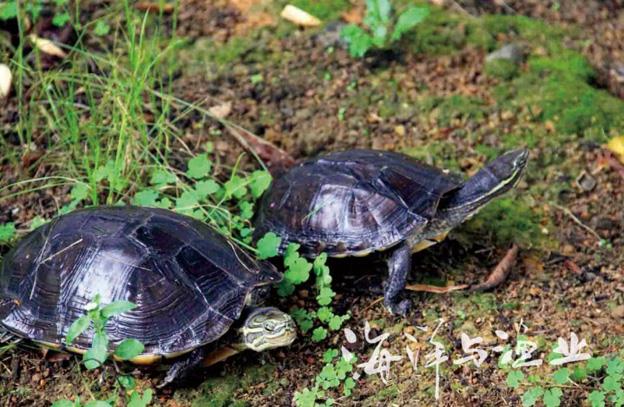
[404,283,469,294]
[0,63,11,99]
[470,244,519,292]
[280,5,321,27]
[208,102,232,119]
[28,34,67,58]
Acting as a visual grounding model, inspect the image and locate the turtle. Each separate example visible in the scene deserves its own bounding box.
[253,148,529,315]
[0,206,296,385]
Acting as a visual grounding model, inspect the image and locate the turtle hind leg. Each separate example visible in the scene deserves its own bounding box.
[159,348,207,388]
[384,241,412,316]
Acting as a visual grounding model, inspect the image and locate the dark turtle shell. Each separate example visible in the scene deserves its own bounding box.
[0,206,280,359]
[253,149,463,257]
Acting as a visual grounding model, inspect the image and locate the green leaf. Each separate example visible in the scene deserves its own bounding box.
[52,11,71,27]
[588,390,606,407]
[117,375,136,390]
[0,222,16,243]
[322,348,338,363]
[51,400,76,407]
[603,374,622,392]
[133,190,160,207]
[328,315,346,331]
[364,0,391,26]
[543,388,562,407]
[343,377,356,396]
[312,327,328,342]
[318,364,339,389]
[552,367,569,385]
[186,154,212,179]
[285,257,312,284]
[84,332,108,370]
[0,2,18,20]
[249,170,272,198]
[93,20,110,36]
[340,25,373,58]
[250,74,263,85]
[317,307,333,323]
[571,365,588,381]
[114,338,144,360]
[294,388,321,407]
[127,389,153,407]
[521,386,544,407]
[506,370,524,389]
[30,216,47,230]
[587,356,608,372]
[224,175,247,199]
[66,315,91,345]
[195,180,220,199]
[277,280,295,297]
[70,182,90,202]
[256,232,281,260]
[238,201,254,220]
[317,286,335,306]
[607,359,624,376]
[391,7,429,41]
[84,402,111,407]
[150,169,176,185]
[101,301,136,318]
[291,308,315,333]
[335,358,354,379]
[176,190,199,213]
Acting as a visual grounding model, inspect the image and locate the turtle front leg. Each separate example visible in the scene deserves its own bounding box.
[160,347,207,388]
[384,241,412,316]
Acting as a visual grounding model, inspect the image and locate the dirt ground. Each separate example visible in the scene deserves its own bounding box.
[1,1,624,406]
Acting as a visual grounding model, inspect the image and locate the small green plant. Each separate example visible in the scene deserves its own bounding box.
[257,234,350,341]
[340,0,429,57]
[0,222,16,243]
[504,356,624,407]
[53,296,152,407]
[0,0,72,27]
[294,349,358,406]
[65,295,144,370]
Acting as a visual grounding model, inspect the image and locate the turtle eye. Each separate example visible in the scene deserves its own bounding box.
[264,321,276,332]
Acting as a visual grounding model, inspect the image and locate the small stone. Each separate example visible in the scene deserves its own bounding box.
[394,125,406,136]
[485,43,526,64]
[575,171,597,192]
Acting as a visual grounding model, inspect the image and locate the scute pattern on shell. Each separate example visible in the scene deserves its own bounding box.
[0,207,279,356]
[254,149,463,257]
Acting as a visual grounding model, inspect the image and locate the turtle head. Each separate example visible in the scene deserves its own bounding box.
[239,307,296,352]
[440,148,529,223]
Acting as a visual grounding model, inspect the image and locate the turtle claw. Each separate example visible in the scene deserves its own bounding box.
[385,298,411,316]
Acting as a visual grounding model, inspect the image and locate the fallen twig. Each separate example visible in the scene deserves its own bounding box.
[404,283,469,293]
[551,203,602,243]
[469,244,519,292]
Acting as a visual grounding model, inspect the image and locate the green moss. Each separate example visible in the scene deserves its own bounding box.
[460,197,545,248]
[481,15,574,53]
[289,0,350,21]
[484,59,519,80]
[178,364,275,407]
[433,95,488,127]
[402,141,460,171]
[495,51,624,137]
[374,384,399,401]
[402,2,496,55]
